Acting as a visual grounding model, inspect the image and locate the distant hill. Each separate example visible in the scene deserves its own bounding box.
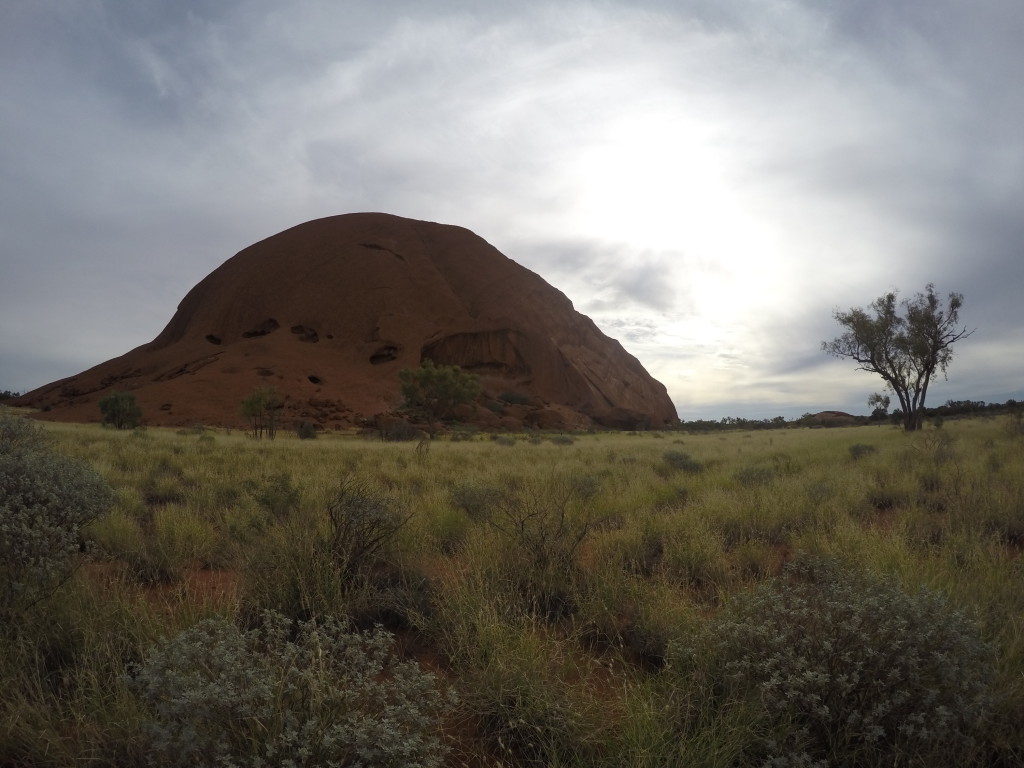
[804,410,859,426]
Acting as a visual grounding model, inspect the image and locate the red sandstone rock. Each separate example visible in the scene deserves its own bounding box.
[18,213,677,429]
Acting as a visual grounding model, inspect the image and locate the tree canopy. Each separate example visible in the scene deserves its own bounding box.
[241,385,284,439]
[98,391,142,429]
[399,360,481,420]
[823,283,972,431]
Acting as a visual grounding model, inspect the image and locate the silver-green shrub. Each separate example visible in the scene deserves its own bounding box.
[0,413,50,452]
[130,611,450,768]
[0,416,114,619]
[672,556,994,767]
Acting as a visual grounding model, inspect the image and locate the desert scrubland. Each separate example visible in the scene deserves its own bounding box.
[2,413,1023,766]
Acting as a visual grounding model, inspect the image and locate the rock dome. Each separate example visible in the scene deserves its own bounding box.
[19,213,677,430]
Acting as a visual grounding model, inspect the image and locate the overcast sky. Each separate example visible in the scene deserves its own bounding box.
[1,1,1021,419]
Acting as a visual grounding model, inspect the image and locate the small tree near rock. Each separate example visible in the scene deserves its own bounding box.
[399,360,481,420]
[241,386,284,439]
[98,391,142,429]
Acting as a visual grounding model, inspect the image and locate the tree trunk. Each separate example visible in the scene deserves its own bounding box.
[903,408,923,431]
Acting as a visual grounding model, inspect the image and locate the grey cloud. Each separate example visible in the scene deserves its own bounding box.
[595,317,661,345]
[509,239,687,314]
[1,0,1021,418]
[766,351,832,379]
[610,260,676,312]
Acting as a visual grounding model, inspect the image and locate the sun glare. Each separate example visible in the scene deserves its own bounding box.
[577,114,788,279]
[568,112,796,348]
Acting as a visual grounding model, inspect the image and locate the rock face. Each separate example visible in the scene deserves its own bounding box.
[18,213,677,430]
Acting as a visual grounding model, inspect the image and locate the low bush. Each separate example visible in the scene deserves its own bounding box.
[130,611,450,768]
[733,465,775,487]
[471,641,598,766]
[450,481,505,521]
[662,450,703,474]
[375,416,423,442]
[141,458,188,506]
[325,479,411,580]
[0,414,48,451]
[848,443,877,460]
[661,526,731,593]
[99,391,142,429]
[141,474,185,506]
[255,472,301,521]
[243,479,412,625]
[864,481,913,512]
[146,506,219,582]
[915,430,958,466]
[670,555,995,767]
[242,520,349,623]
[432,581,601,766]
[294,420,317,439]
[1,416,114,620]
[431,506,472,554]
[481,480,603,619]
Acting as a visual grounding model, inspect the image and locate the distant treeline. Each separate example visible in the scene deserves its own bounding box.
[0,390,22,402]
[678,398,1022,433]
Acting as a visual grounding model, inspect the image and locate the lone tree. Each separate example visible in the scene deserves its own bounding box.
[98,391,142,429]
[823,284,972,432]
[241,385,284,439]
[867,392,891,421]
[399,360,481,420]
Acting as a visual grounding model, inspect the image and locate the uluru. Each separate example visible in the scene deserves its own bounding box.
[16,213,677,430]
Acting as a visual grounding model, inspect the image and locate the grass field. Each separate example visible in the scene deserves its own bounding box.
[2,412,1023,766]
